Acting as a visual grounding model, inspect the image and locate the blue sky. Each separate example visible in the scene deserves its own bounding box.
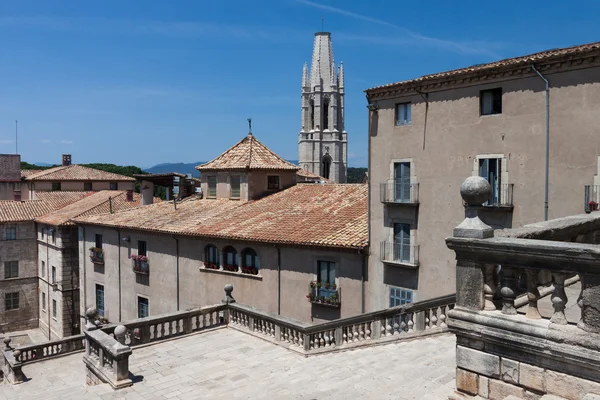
[1,1,599,168]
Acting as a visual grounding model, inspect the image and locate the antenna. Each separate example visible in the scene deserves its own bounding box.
[15,120,18,154]
[247,117,252,135]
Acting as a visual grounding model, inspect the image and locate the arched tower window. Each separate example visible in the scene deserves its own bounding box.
[323,97,329,130]
[309,99,315,130]
[241,248,260,275]
[322,155,332,180]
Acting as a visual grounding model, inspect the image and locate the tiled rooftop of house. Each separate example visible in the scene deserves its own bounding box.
[2,328,456,400]
[366,40,600,93]
[196,133,300,171]
[20,169,44,178]
[0,192,92,222]
[24,164,135,181]
[296,168,332,182]
[35,191,147,226]
[74,183,368,249]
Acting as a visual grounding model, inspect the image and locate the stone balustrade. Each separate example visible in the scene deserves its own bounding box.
[83,326,132,389]
[447,176,600,400]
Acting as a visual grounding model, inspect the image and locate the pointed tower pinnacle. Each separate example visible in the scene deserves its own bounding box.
[330,61,337,87]
[310,32,334,91]
[302,62,309,89]
[338,62,344,89]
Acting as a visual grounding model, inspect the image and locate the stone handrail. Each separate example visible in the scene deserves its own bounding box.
[229,294,455,355]
[83,328,132,389]
[15,334,86,364]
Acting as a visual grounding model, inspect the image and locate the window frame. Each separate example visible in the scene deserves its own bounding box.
[138,240,147,256]
[52,266,56,284]
[223,246,237,267]
[95,234,103,249]
[395,102,412,126]
[109,182,118,190]
[138,296,149,319]
[51,229,56,244]
[241,248,260,269]
[230,175,241,199]
[5,225,17,240]
[52,299,57,320]
[480,88,502,116]
[267,175,280,191]
[389,286,414,307]
[207,176,217,198]
[84,181,93,191]
[96,284,105,317]
[52,182,61,191]
[41,260,45,277]
[4,261,19,279]
[42,292,46,311]
[5,292,19,311]
[205,244,220,265]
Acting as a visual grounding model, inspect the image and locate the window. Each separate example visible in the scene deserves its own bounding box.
[5,225,16,240]
[479,158,502,205]
[42,292,46,311]
[393,162,411,202]
[207,176,217,198]
[138,297,149,318]
[96,284,105,317]
[242,248,260,269]
[41,227,45,239]
[310,99,315,129]
[4,261,18,279]
[95,234,103,249]
[322,157,331,180]
[205,244,220,265]
[51,229,56,244]
[138,240,147,256]
[52,266,56,284]
[230,175,241,199]
[109,182,118,190]
[389,287,413,307]
[224,246,237,266]
[41,260,45,277]
[84,182,92,191]
[393,223,411,263]
[52,299,57,319]
[5,292,19,311]
[480,88,502,116]
[52,182,61,191]
[323,98,329,130]
[395,102,412,126]
[267,175,280,190]
[317,260,336,297]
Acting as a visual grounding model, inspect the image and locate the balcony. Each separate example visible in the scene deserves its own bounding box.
[481,183,513,208]
[380,180,419,205]
[380,242,419,268]
[89,247,104,264]
[584,185,600,212]
[307,282,340,307]
[131,255,149,275]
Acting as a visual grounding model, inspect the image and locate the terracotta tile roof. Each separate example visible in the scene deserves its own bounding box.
[296,169,332,183]
[35,191,148,226]
[0,191,92,223]
[74,184,368,249]
[366,41,600,93]
[196,134,300,172]
[21,169,44,178]
[25,165,135,181]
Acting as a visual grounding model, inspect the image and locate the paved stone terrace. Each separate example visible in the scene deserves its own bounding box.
[1,328,456,400]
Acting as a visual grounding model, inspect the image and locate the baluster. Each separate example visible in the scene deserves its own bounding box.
[501,266,519,315]
[431,308,438,328]
[400,316,406,333]
[319,332,325,348]
[365,322,371,339]
[407,312,414,332]
[324,332,330,347]
[550,272,568,325]
[352,325,358,342]
[209,312,214,327]
[425,311,431,330]
[525,269,542,319]
[484,264,498,311]
[330,330,336,346]
[393,317,400,335]
[439,306,447,328]
[385,318,392,336]
[309,336,314,350]
[359,323,365,340]
[299,332,304,347]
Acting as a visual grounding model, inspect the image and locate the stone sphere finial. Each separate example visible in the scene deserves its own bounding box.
[460,176,491,206]
[13,349,21,361]
[3,336,11,350]
[114,325,127,345]
[223,283,236,304]
[85,307,98,321]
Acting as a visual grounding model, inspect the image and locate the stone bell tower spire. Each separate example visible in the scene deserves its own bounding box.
[298,32,347,183]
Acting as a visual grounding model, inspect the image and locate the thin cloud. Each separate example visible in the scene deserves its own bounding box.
[294,0,502,58]
[41,139,52,143]
[60,139,73,144]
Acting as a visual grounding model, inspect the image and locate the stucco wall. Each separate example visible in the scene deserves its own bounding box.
[79,226,364,325]
[0,222,39,333]
[0,182,27,201]
[201,170,297,201]
[32,180,133,193]
[368,65,600,311]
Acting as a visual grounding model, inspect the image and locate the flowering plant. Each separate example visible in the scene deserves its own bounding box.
[130,255,148,262]
[241,266,258,275]
[225,264,238,272]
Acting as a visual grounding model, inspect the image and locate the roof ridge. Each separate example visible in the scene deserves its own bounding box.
[247,134,253,168]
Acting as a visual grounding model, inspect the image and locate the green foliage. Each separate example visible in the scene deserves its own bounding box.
[20,161,55,170]
[347,167,368,183]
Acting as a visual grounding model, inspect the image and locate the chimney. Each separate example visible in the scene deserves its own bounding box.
[126,190,134,202]
[13,190,21,201]
[62,154,72,166]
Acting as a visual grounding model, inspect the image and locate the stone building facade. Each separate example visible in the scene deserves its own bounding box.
[298,32,347,183]
[364,41,600,310]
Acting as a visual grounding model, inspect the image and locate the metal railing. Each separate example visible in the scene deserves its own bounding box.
[483,183,513,207]
[584,185,600,212]
[380,241,419,266]
[380,180,419,204]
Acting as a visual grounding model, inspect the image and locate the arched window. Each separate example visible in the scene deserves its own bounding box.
[241,248,260,275]
[323,98,329,130]
[204,245,219,269]
[309,99,315,130]
[223,246,238,271]
[322,156,331,180]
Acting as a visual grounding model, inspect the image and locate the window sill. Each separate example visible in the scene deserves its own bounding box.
[199,267,263,281]
[480,113,502,118]
[394,123,412,127]
[310,300,340,308]
[5,308,20,312]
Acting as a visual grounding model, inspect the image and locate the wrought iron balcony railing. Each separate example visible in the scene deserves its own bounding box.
[584,185,600,212]
[380,241,419,267]
[482,183,513,207]
[380,180,419,204]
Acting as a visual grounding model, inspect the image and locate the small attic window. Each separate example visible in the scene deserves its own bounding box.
[207,176,217,198]
[267,176,280,190]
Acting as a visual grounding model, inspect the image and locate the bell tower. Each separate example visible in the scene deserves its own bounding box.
[298,32,347,183]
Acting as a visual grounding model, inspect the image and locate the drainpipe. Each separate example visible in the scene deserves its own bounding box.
[532,64,550,221]
[172,236,180,311]
[113,228,122,322]
[415,87,429,151]
[276,246,281,315]
[81,225,87,330]
[361,249,366,314]
[46,225,51,340]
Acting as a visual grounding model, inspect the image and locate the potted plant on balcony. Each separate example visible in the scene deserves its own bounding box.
[225,264,238,272]
[139,255,149,273]
[589,201,598,212]
[89,247,104,264]
[250,267,258,275]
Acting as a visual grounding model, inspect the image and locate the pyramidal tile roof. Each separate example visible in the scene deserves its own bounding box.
[25,164,135,181]
[196,134,300,172]
[74,184,368,250]
[0,191,93,223]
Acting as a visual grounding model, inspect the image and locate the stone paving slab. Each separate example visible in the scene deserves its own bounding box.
[0,329,457,399]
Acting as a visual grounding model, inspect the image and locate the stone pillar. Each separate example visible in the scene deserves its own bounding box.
[577,273,600,333]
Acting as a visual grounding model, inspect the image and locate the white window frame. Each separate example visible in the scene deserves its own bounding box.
[395,102,412,126]
[389,286,414,307]
[207,176,217,198]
